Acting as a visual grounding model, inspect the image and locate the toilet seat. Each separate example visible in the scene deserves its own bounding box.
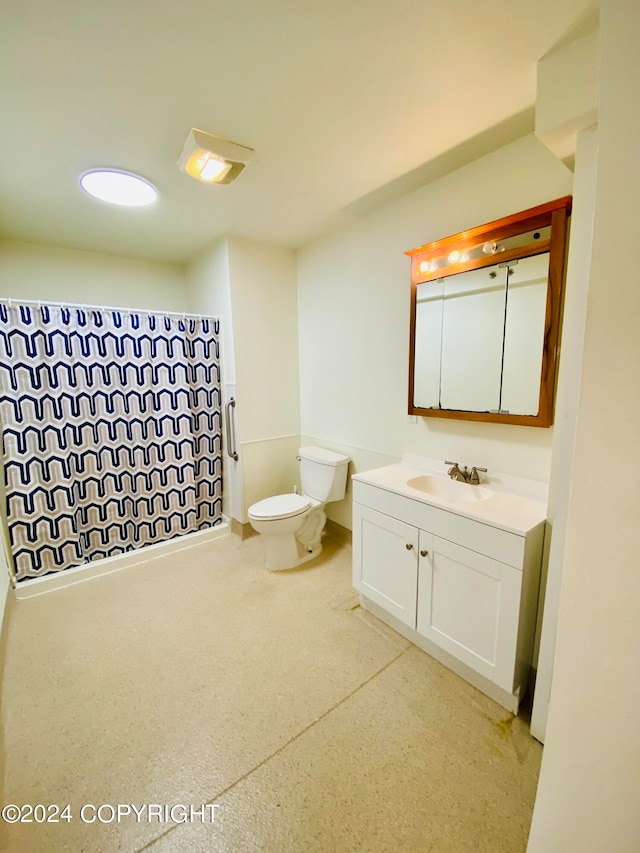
[248,493,311,521]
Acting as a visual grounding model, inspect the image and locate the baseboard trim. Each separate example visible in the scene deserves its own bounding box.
[14,521,231,600]
[231,518,257,540]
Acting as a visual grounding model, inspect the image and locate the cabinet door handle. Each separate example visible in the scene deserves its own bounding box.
[420,549,429,557]
[405,543,413,551]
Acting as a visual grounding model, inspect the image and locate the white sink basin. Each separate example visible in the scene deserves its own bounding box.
[406,475,494,503]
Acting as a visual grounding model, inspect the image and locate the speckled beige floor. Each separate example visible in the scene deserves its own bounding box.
[0,527,542,852]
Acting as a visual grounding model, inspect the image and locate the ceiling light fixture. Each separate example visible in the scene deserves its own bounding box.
[80,169,158,206]
[177,128,254,185]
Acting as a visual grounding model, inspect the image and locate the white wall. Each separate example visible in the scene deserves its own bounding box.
[187,238,242,522]
[530,125,597,740]
[297,134,573,527]
[187,237,234,382]
[528,2,640,848]
[227,237,300,520]
[0,238,188,310]
[188,236,300,522]
[536,28,598,162]
[227,237,300,445]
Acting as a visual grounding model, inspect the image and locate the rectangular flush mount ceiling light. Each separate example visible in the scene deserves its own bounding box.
[177,128,254,184]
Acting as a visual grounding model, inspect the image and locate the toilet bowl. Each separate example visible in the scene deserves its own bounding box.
[248,446,349,570]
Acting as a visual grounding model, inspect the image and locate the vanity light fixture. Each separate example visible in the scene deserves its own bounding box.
[79,169,158,206]
[177,128,254,185]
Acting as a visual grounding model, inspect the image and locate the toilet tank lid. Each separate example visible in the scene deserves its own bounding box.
[298,446,349,467]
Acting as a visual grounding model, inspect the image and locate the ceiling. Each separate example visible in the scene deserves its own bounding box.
[0,0,591,265]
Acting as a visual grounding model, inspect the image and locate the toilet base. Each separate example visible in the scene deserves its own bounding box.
[265,536,323,571]
[263,508,327,571]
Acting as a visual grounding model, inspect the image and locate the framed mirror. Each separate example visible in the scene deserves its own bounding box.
[407,196,571,427]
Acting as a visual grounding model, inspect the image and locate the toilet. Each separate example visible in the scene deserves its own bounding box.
[248,446,350,570]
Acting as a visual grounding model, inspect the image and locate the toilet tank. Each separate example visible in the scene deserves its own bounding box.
[299,446,349,503]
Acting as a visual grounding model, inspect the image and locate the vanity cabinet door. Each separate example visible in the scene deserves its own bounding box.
[352,504,418,629]
[417,536,522,691]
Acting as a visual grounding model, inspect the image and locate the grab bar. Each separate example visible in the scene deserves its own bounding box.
[224,397,239,461]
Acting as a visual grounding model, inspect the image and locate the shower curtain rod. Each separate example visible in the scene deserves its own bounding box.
[0,297,219,322]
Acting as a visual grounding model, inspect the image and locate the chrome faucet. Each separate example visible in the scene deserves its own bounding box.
[445,461,468,482]
[444,461,488,484]
[469,466,488,485]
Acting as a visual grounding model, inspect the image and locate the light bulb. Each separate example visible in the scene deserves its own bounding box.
[182,148,233,183]
[80,170,157,206]
[200,155,230,181]
[448,250,460,263]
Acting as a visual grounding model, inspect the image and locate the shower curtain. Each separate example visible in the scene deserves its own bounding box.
[0,303,223,581]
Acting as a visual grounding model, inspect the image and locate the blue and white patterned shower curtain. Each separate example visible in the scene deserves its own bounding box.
[0,303,223,581]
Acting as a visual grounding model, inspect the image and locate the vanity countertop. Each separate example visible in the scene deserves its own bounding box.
[352,461,547,537]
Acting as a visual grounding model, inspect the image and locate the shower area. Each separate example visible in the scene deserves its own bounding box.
[0,300,225,586]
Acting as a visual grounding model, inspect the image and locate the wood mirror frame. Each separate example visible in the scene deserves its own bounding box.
[406,196,572,427]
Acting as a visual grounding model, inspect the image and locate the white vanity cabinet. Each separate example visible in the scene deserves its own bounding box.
[416,534,524,691]
[353,505,419,628]
[352,471,546,712]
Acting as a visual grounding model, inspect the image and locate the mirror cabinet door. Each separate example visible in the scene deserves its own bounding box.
[407,196,571,427]
[413,278,444,409]
[440,263,507,413]
[501,253,550,416]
